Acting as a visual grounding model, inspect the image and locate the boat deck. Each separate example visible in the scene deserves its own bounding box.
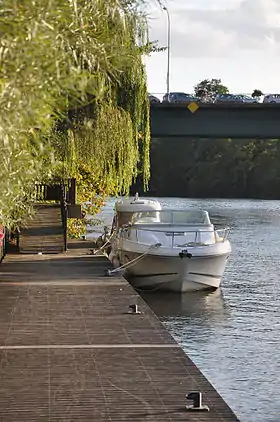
[0,242,240,421]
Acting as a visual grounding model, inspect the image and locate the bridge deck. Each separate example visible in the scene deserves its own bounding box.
[0,243,239,421]
[150,102,280,139]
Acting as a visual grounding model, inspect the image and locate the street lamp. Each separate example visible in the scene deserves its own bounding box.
[163,6,171,95]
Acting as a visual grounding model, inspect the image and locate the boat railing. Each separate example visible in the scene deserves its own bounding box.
[215,227,230,242]
[120,226,230,247]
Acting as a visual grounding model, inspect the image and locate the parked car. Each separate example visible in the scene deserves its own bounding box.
[214,94,244,104]
[263,94,280,103]
[148,94,160,104]
[236,94,259,103]
[162,92,200,103]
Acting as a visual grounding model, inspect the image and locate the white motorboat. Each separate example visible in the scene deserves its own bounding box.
[108,197,231,292]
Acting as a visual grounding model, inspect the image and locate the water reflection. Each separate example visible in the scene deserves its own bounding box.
[141,289,230,322]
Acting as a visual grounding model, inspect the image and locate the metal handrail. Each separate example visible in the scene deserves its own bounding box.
[148,92,270,104]
[121,226,230,247]
[129,224,213,230]
[215,227,230,242]
[149,92,267,98]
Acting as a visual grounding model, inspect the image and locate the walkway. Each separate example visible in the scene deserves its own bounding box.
[0,243,239,421]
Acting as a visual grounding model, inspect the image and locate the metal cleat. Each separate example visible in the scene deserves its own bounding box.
[185,391,209,412]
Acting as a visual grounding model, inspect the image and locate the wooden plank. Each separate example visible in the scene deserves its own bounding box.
[0,247,240,421]
[19,204,64,253]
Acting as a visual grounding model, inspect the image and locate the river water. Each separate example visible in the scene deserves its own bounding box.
[93,198,280,422]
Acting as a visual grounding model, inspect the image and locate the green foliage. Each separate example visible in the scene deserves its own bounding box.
[142,40,167,54]
[252,89,264,98]
[67,163,107,238]
[144,138,280,200]
[0,0,151,228]
[194,79,229,101]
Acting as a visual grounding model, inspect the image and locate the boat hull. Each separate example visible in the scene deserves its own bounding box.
[115,249,230,292]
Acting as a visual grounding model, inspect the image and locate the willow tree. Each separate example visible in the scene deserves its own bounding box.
[0,0,152,229]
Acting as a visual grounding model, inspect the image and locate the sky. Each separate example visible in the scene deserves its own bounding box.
[145,0,280,97]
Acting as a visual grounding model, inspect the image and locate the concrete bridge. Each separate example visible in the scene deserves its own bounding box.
[150,103,280,139]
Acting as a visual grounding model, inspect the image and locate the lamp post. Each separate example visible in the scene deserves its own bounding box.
[163,6,171,95]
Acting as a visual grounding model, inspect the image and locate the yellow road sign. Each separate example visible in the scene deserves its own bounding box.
[188,101,199,113]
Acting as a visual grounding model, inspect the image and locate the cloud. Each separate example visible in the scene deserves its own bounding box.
[148,0,280,58]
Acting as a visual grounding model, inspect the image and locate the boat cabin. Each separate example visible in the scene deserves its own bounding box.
[114,198,161,230]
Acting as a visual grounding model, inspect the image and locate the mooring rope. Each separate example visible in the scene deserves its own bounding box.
[107,243,162,275]
[93,232,115,255]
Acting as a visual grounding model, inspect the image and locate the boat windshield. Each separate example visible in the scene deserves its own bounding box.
[130,210,211,225]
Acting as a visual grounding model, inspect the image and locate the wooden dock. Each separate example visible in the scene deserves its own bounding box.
[0,242,240,421]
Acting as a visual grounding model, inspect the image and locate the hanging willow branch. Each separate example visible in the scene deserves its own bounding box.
[0,0,153,227]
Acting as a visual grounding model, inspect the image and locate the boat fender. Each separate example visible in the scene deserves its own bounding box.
[179,250,192,259]
[108,251,120,268]
[108,250,114,261]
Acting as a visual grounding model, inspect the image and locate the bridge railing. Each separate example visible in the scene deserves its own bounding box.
[148,92,269,103]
